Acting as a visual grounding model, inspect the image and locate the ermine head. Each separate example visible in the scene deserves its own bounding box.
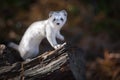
[48,10,67,27]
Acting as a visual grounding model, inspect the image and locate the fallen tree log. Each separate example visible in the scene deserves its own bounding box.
[0,43,69,79]
[0,43,85,80]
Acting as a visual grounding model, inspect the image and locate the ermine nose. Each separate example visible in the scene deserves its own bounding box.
[57,23,60,25]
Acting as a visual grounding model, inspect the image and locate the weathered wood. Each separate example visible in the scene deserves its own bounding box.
[24,53,68,79]
[0,43,69,80]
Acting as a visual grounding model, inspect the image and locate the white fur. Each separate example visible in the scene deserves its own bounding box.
[9,10,67,60]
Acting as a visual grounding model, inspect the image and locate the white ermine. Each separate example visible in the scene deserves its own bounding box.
[9,10,67,60]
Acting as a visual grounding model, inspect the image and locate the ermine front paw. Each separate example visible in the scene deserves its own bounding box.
[54,43,66,49]
[25,59,31,63]
[54,44,62,49]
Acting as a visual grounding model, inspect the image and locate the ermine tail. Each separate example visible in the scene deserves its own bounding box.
[8,42,19,51]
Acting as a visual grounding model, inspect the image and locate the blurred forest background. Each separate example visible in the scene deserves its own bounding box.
[0,0,120,80]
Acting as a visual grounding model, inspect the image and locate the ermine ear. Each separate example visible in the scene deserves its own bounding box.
[49,11,54,17]
[61,10,67,16]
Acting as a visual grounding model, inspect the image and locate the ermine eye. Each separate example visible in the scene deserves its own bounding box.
[60,18,64,21]
[53,19,56,21]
